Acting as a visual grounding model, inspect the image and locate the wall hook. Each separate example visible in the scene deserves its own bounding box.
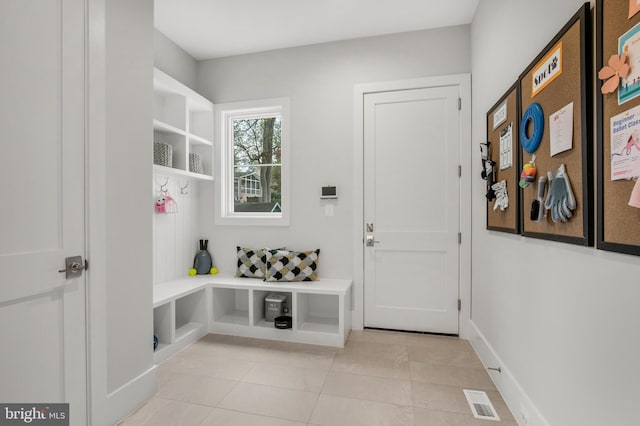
[180,180,189,195]
[158,177,169,192]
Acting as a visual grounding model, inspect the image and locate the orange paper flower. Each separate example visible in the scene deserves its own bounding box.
[598,53,630,94]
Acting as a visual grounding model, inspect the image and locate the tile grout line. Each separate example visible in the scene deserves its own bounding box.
[304,389,322,424]
[405,338,420,424]
[317,338,416,412]
[209,406,315,425]
[305,350,336,424]
[217,381,322,423]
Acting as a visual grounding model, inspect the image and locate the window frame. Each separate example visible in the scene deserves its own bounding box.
[215,98,290,226]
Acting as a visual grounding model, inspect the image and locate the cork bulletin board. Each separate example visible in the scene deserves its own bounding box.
[597,0,640,256]
[518,3,593,246]
[486,83,520,233]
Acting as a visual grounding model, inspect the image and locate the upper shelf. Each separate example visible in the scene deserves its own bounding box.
[153,164,213,182]
[188,133,213,147]
[153,119,186,136]
[153,68,214,179]
[153,120,212,146]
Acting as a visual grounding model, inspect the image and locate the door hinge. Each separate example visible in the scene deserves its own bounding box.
[458,165,462,177]
[458,98,462,110]
[458,232,462,244]
[458,299,461,311]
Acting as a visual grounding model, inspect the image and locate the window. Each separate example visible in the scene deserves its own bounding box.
[217,98,289,225]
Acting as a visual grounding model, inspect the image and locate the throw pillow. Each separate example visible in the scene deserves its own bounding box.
[236,246,268,278]
[265,249,320,282]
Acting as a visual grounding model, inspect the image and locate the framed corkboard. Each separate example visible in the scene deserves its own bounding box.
[486,83,521,233]
[596,0,640,256]
[518,3,593,246]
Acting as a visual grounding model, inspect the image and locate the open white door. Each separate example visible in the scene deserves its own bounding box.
[0,1,88,424]
[363,85,460,334]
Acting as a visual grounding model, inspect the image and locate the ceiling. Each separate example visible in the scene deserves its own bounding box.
[154,0,480,60]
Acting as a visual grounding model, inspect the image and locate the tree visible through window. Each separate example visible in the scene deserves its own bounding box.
[217,98,289,225]
[233,116,282,213]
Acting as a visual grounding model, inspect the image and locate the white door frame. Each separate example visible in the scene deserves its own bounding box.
[87,0,108,424]
[352,74,472,338]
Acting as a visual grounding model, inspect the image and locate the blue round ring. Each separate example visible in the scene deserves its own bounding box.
[520,103,544,153]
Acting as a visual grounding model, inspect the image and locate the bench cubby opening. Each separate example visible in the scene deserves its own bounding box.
[175,289,206,342]
[252,290,293,328]
[212,287,249,326]
[296,293,339,334]
[153,302,173,354]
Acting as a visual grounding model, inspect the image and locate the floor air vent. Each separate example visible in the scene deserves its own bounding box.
[463,389,501,421]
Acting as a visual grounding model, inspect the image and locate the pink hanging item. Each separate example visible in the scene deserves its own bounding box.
[155,190,178,214]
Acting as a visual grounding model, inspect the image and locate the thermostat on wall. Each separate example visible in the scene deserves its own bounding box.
[321,186,338,199]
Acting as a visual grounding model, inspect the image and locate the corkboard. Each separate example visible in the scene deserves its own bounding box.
[486,83,520,233]
[597,0,640,256]
[518,3,593,246]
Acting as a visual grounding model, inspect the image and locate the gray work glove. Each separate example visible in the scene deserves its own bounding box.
[544,164,576,223]
[492,180,508,211]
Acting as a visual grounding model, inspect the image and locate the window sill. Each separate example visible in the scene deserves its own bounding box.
[215,214,289,227]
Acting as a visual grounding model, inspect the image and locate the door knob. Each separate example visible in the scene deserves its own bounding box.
[366,235,380,247]
[58,256,88,279]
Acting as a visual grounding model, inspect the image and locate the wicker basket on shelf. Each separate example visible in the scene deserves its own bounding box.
[153,142,173,168]
[189,152,203,174]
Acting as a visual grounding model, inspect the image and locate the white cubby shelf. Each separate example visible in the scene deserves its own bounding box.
[153,68,214,181]
[152,274,353,364]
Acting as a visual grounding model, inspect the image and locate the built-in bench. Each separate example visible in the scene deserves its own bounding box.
[152,274,353,364]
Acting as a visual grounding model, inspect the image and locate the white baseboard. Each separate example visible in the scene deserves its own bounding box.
[468,321,550,426]
[106,365,157,426]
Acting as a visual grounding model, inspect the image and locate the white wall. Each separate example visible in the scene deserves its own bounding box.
[154,29,198,90]
[104,0,155,422]
[196,26,471,281]
[471,1,640,425]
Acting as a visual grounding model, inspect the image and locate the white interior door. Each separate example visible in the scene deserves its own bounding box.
[364,86,460,334]
[0,1,87,423]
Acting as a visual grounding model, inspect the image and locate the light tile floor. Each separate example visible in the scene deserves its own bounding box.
[118,330,517,426]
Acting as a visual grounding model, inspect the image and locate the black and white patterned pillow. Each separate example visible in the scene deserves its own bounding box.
[236,247,268,278]
[264,249,320,282]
